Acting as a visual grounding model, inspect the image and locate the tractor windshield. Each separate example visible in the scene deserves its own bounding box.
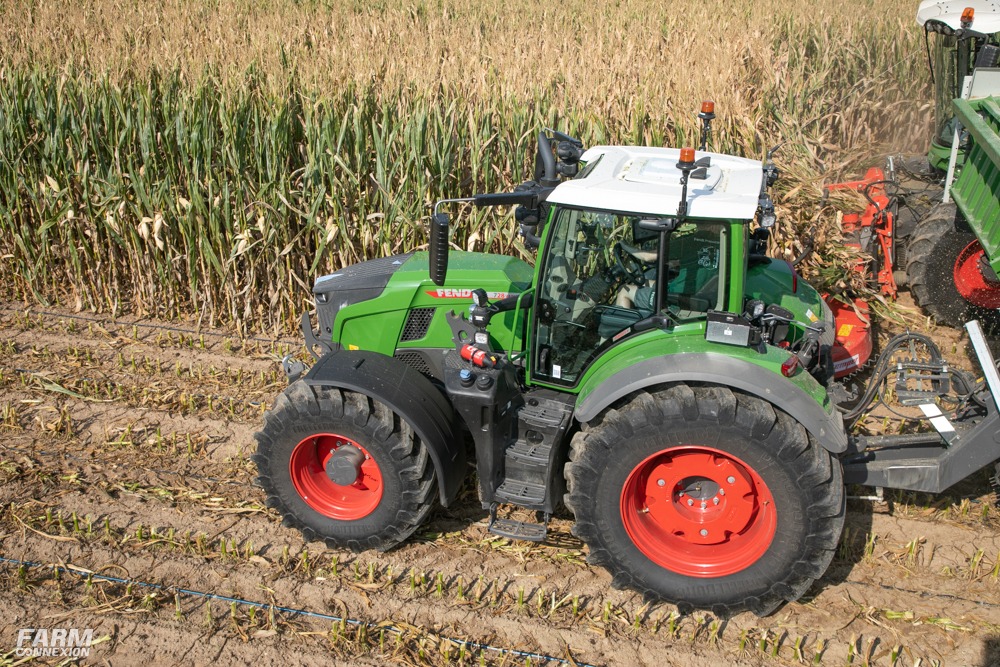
[532,206,729,385]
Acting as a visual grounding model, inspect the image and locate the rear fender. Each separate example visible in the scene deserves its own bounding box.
[302,350,467,506]
[574,352,848,453]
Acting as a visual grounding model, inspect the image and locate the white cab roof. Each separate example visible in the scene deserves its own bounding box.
[916,0,1000,32]
[546,146,765,220]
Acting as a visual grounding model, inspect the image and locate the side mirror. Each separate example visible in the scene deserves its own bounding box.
[429,212,450,286]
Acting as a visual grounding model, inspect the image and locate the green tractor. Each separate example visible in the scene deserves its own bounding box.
[253,120,1000,617]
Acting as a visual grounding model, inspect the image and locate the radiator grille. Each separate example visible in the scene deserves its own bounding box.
[401,307,436,342]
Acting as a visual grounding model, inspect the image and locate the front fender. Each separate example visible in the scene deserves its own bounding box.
[574,351,847,453]
[302,350,467,505]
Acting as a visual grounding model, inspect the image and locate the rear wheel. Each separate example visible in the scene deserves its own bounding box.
[564,384,845,617]
[906,203,982,327]
[253,381,437,552]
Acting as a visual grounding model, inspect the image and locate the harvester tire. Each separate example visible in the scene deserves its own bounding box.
[906,203,976,327]
[564,383,845,617]
[253,381,437,553]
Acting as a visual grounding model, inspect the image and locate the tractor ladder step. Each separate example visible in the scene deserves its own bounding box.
[506,440,551,465]
[519,401,573,429]
[491,392,575,512]
[494,480,545,505]
[487,516,547,542]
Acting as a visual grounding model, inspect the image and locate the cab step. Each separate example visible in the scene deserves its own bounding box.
[494,480,545,505]
[487,504,550,542]
[490,391,575,512]
[487,516,547,542]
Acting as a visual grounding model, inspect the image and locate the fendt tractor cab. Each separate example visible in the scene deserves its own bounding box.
[919,0,1000,171]
[253,112,1000,617]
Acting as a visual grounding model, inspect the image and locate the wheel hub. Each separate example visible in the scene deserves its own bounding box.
[621,446,776,577]
[646,453,757,545]
[325,444,366,486]
[954,240,1000,308]
[289,434,383,520]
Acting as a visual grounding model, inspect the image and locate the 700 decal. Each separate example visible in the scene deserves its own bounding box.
[424,289,517,299]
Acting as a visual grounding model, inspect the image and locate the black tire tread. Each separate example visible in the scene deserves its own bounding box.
[564,383,845,617]
[253,382,436,553]
[906,203,973,327]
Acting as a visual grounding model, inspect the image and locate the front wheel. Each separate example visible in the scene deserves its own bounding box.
[564,384,845,617]
[252,382,437,552]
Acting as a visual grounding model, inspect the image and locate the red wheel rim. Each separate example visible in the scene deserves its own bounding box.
[289,434,383,520]
[620,446,776,578]
[954,240,1000,308]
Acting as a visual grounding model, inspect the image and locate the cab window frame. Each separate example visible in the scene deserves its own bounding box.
[529,204,733,388]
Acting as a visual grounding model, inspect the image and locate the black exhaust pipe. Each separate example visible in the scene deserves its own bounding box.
[534,132,560,188]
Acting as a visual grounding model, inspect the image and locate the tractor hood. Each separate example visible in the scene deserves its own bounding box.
[395,251,534,299]
[314,251,534,356]
[311,252,415,342]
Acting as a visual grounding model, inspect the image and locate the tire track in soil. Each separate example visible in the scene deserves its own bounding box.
[0,596,379,667]
[4,308,1000,665]
[2,531,757,667]
[4,465,1000,666]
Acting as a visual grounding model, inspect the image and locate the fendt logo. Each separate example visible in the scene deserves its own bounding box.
[16,628,94,658]
[425,289,515,299]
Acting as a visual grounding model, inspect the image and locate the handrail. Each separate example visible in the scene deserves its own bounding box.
[506,287,535,361]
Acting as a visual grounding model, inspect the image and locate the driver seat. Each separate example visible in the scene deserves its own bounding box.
[598,305,648,339]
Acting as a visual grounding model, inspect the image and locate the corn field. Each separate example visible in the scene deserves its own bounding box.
[0,0,932,333]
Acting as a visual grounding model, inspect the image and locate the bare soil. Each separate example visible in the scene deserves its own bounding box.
[2,299,1000,666]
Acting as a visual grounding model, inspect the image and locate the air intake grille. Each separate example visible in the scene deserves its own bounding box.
[394,351,433,376]
[401,307,436,342]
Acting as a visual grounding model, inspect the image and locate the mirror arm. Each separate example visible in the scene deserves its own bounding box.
[433,197,475,217]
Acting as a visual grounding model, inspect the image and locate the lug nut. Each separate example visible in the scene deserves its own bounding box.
[678,491,684,497]
[700,529,708,536]
[657,479,665,487]
[700,501,707,509]
[727,476,736,484]
[687,498,694,506]
[713,497,719,505]
[719,489,725,496]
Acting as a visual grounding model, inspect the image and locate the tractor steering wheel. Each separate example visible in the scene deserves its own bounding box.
[613,243,647,287]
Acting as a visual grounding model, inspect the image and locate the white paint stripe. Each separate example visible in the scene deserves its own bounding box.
[919,403,943,418]
[930,416,956,433]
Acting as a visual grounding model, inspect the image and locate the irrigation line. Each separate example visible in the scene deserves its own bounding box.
[0,556,596,667]
[0,443,254,489]
[822,576,1000,610]
[1,305,300,346]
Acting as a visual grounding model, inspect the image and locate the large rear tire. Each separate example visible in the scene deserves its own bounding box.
[564,384,845,617]
[906,203,978,327]
[253,381,437,552]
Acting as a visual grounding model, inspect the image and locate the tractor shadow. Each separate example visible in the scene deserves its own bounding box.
[978,635,1000,667]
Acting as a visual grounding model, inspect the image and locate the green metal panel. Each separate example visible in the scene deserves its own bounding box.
[951,97,1000,274]
[745,258,828,341]
[573,326,829,410]
[928,139,959,173]
[332,251,532,354]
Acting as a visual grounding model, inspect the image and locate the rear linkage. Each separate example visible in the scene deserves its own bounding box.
[839,320,1000,499]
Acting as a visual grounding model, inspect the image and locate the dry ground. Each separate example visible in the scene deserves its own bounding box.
[2,294,1000,666]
